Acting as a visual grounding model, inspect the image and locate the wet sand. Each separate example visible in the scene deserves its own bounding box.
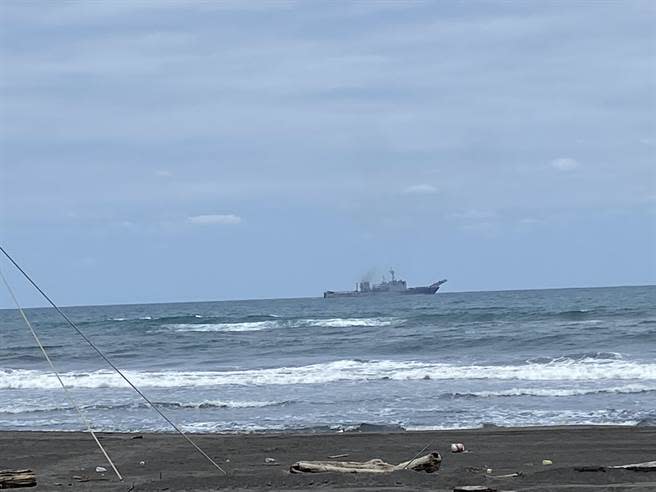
[2,426,655,491]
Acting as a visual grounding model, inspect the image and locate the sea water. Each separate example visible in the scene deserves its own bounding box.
[1,286,655,432]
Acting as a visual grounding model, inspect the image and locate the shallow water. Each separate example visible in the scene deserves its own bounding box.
[1,285,655,432]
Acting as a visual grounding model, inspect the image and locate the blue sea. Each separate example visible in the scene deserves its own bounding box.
[1,286,655,433]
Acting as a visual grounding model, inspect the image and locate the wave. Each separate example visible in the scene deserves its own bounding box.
[110,313,289,325]
[165,321,278,332]
[57,306,656,332]
[407,306,653,325]
[561,319,603,326]
[0,399,289,415]
[111,314,205,323]
[526,352,623,363]
[449,384,656,399]
[3,355,655,389]
[161,317,399,332]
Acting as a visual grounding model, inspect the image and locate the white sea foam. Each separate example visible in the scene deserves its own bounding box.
[456,384,656,398]
[180,422,289,433]
[163,317,398,332]
[406,407,650,430]
[112,315,203,322]
[2,357,655,389]
[166,321,277,332]
[193,399,284,409]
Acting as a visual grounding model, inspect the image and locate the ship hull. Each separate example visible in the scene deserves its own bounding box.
[323,281,445,299]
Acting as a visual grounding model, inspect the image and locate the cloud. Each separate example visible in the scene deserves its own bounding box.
[188,214,242,225]
[155,170,173,177]
[402,184,438,194]
[550,157,580,171]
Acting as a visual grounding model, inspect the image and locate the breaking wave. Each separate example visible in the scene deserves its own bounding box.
[0,399,289,415]
[3,356,655,389]
[166,321,278,332]
[302,318,398,328]
[450,384,656,398]
[161,317,399,332]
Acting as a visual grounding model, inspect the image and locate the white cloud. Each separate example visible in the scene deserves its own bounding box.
[188,214,242,225]
[403,184,437,194]
[155,170,173,177]
[550,157,580,171]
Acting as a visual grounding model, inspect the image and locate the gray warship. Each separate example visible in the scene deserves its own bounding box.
[323,269,447,298]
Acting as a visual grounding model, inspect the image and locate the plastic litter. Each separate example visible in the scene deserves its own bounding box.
[451,443,465,453]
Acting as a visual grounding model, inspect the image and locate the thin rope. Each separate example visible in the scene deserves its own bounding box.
[0,245,226,476]
[0,268,123,480]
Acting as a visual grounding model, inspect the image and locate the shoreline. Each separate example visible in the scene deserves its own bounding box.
[3,425,655,491]
[0,421,649,435]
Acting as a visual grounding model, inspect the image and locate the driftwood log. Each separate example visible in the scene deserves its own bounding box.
[290,452,441,474]
[609,460,656,472]
[0,469,36,489]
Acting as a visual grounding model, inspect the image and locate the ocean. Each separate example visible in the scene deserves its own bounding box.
[1,286,655,433]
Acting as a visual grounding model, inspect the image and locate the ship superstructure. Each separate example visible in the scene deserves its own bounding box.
[323,269,447,298]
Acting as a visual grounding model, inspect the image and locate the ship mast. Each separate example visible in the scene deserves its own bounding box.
[389,268,395,282]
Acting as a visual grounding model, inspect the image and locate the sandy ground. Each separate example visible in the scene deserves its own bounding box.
[2,426,656,491]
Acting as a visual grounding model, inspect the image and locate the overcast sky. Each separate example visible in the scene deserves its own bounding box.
[1,1,654,307]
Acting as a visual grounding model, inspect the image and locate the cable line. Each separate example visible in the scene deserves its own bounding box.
[0,245,226,476]
[0,267,123,480]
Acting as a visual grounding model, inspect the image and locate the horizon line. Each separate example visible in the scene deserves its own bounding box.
[1,283,653,312]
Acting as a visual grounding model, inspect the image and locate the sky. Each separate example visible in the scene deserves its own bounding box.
[0,0,655,308]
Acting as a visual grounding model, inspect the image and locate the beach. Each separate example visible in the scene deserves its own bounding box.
[3,426,655,491]
[2,0,654,488]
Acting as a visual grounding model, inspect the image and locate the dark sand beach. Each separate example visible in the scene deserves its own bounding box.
[2,426,655,491]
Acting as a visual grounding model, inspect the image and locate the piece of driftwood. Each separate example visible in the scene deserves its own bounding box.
[492,472,522,478]
[290,452,441,474]
[453,486,497,492]
[609,460,656,472]
[0,469,36,489]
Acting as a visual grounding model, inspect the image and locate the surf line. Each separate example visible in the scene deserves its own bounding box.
[0,245,227,477]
